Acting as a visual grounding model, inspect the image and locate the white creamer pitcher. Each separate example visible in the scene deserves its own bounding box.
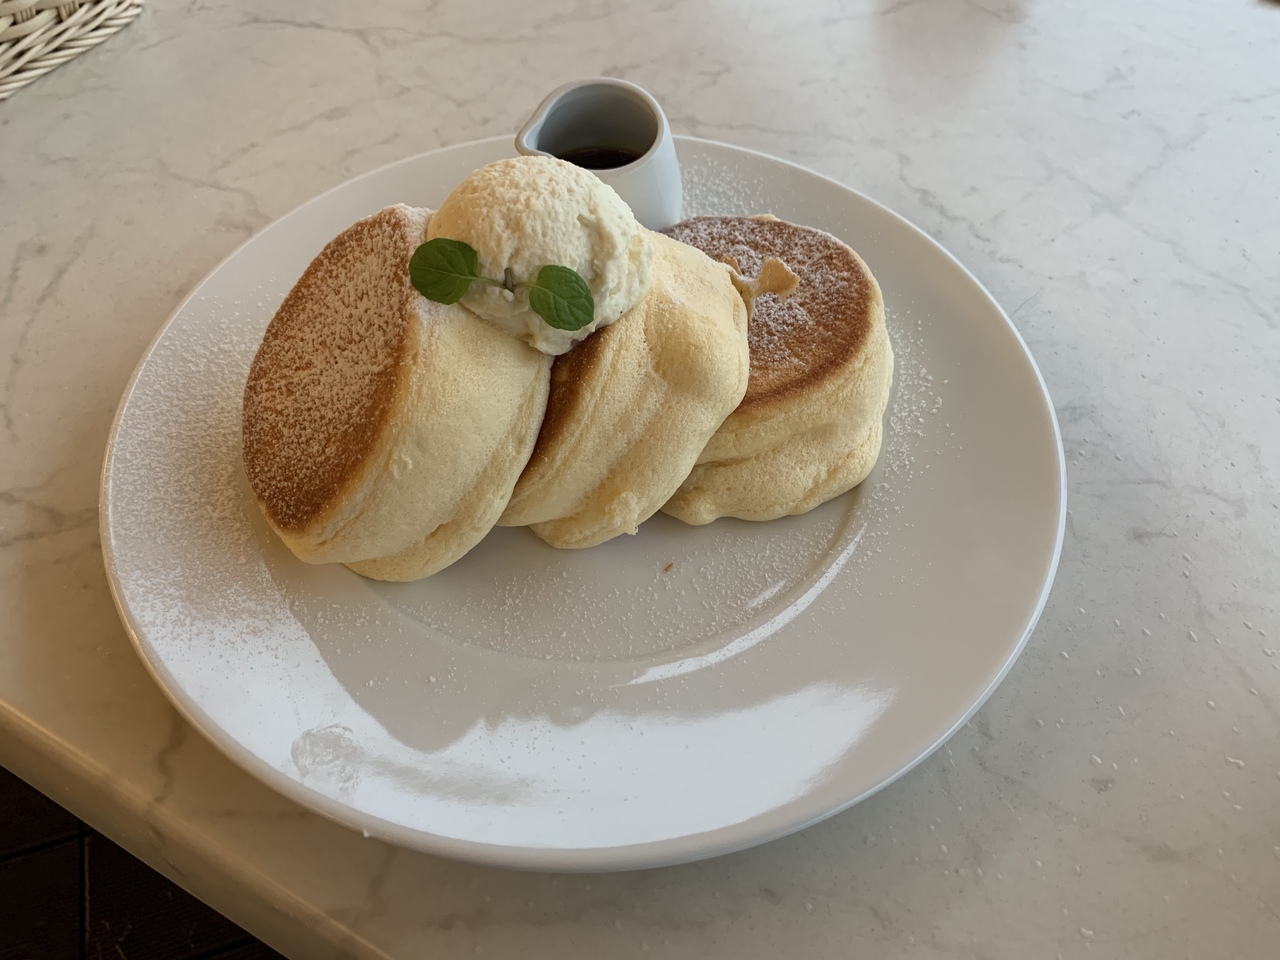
[516,78,683,231]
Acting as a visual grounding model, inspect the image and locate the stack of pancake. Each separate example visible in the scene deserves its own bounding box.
[241,159,893,581]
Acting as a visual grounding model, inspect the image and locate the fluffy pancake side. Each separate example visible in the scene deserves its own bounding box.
[498,231,749,548]
[344,314,551,579]
[668,329,893,523]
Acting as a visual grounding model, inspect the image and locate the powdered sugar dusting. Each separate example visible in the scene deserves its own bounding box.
[664,216,873,404]
[856,305,943,562]
[111,290,281,632]
[682,151,771,218]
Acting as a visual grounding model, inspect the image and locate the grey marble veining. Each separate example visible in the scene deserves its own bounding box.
[2,0,1279,957]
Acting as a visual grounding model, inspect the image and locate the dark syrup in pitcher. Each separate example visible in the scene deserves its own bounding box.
[556,145,642,169]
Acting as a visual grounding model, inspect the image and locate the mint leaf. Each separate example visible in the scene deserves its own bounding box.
[410,242,595,331]
[526,265,595,331]
[409,238,482,304]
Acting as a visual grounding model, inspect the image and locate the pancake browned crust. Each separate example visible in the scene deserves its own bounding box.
[660,215,894,523]
[242,204,551,579]
[243,207,420,535]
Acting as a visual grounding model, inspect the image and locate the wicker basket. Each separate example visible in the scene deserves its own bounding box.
[0,0,142,101]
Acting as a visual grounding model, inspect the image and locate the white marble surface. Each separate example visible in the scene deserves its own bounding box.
[2,0,1278,956]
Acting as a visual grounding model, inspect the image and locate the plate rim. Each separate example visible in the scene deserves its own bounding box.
[99,134,1067,872]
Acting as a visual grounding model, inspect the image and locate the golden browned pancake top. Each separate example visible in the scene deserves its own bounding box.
[242,207,421,531]
[663,216,875,410]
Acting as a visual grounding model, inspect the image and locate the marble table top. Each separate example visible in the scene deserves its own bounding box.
[2,0,1278,957]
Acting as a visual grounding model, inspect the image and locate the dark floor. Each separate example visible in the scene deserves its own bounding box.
[0,765,284,960]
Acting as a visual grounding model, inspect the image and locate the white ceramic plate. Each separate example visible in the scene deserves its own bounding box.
[101,137,1065,871]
